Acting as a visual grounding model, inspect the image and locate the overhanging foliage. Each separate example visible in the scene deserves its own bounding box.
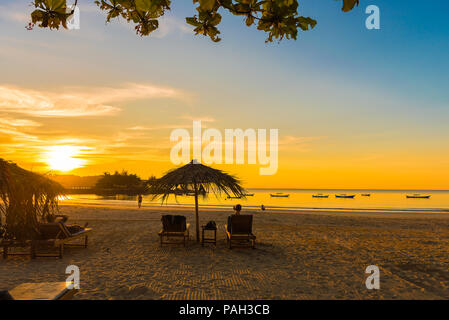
[28,0,359,42]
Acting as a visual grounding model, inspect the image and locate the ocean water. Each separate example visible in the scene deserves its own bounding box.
[62,189,449,212]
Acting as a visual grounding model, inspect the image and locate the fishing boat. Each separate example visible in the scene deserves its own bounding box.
[361,193,371,197]
[270,193,290,198]
[406,194,431,199]
[335,194,355,199]
[312,194,329,198]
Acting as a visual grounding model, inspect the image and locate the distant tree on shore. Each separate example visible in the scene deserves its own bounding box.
[147,175,157,186]
[26,0,359,43]
[49,174,102,188]
[95,170,146,195]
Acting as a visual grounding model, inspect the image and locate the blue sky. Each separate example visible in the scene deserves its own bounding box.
[0,0,448,188]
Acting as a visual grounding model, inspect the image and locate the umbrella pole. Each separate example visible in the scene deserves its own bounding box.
[194,183,200,242]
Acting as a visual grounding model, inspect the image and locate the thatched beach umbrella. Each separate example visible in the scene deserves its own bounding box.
[151,161,245,242]
[0,158,64,240]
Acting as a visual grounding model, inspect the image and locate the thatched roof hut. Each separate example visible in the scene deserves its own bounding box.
[0,159,64,240]
[151,161,245,242]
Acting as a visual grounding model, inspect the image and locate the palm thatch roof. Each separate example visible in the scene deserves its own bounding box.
[151,162,245,202]
[0,158,64,240]
[151,161,245,242]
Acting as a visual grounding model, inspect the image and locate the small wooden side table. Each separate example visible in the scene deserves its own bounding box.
[201,225,217,246]
[1,240,32,259]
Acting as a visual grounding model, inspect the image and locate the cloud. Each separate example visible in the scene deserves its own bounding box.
[127,116,215,133]
[179,115,216,123]
[128,124,190,131]
[0,83,185,117]
[0,3,29,24]
[278,136,326,151]
[0,86,118,117]
[0,117,40,141]
[0,118,41,127]
[112,12,192,38]
[152,16,192,38]
[279,136,325,145]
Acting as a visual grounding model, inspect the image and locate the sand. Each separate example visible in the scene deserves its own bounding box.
[1,203,449,300]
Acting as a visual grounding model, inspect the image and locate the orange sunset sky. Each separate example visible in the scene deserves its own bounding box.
[1,0,448,190]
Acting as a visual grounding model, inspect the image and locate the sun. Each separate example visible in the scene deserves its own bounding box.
[43,146,86,172]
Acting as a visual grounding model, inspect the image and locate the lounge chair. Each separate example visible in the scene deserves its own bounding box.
[225,215,256,249]
[158,215,190,247]
[31,222,92,259]
[0,282,77,300]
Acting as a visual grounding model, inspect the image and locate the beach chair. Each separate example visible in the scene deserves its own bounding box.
[225,215,256,249]
[158,215,190,247]
[31,222,92,259]
[0,282,77,300]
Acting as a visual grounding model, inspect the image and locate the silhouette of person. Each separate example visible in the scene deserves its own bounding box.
[138,194,143,208]
[227,204,242,232]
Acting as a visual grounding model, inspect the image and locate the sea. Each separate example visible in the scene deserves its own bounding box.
[61,189,449,213]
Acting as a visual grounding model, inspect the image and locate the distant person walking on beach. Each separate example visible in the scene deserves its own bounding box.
[138,194,143,208]
[261,204,265,211]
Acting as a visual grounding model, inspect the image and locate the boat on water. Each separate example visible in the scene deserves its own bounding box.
[312,194,329,198]
[361,193,371,197]
[406,194,431,199]
[270,193,290,198]
[243,193,254,196]
[335,194,356,199]
[226,196,242,199]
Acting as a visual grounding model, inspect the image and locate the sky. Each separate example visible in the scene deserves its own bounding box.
[0,0,448,189]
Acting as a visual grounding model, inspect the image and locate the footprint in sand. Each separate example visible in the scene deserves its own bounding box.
[128,284,149,296]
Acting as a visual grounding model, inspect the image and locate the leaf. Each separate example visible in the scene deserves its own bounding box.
[30,0,353,43]
[31,10,45,24]
[129,10,141,23]
[297,16,317,31]
[44,0,66,11]
[209,13,222,26]
[186,17,202,27]
[135,0,151,12]
[245,15,255,27]
[199,0,216,11]
[342,0,359,12]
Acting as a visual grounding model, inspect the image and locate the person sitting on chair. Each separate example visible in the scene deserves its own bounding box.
[44,212,88,234]
[227,204,242,232]
[45,213,68,224]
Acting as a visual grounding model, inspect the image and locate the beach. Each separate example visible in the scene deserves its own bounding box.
[1,203,449,300]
